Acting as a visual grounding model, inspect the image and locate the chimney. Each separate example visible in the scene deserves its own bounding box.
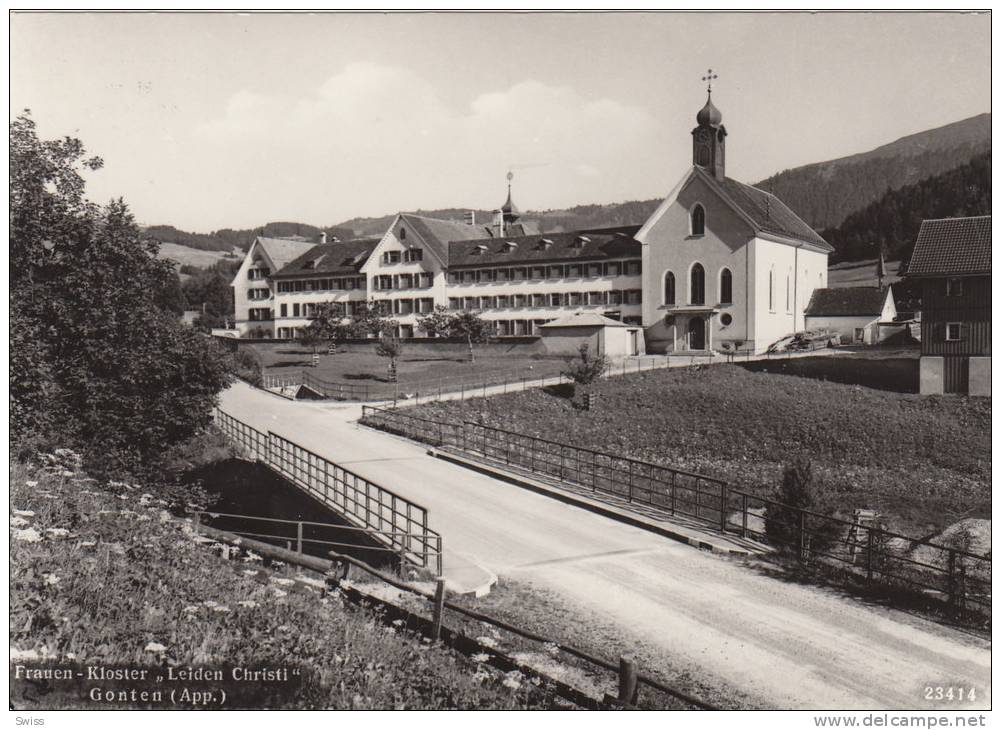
[466,210,476,227]
[318,231,328,244]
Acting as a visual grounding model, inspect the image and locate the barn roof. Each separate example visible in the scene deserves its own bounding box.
[905,216,991,277]
[804,287,890,317]
[271,238,380,278]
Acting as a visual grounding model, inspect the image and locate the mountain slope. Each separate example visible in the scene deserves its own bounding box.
[756,114,990,230]
[823,152,991,264]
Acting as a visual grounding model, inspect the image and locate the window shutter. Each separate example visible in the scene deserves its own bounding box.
[960,323,968,341]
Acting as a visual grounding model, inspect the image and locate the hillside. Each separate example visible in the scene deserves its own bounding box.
[822,152,991,263]
[756,114,990,230]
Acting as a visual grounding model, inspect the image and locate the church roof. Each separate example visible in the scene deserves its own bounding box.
[905,216,991,277]
[501,185,519,216]
[695,167,833,251]
[271,238,379,278]
[804,287,890,317]
[696,93,723,127]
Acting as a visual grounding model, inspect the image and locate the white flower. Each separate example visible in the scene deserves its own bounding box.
[61,471,76,477]
[272,588,287,597]
[502,672,522,690]
[42,573,60,585]
[80,540,97,548]
[25,481,38,488]
[45,528,70,538]
[182,606,199,614]
[391,619,404,627]
[270,577,294,586]
[472,653,491,663]
[241,569,258,577]
[242,551,263,562]
[10,517,29,528]
[144,642,167,653]
[65,653,77,660]
[14,528,42,543]
[13,510,34,517]
[476,636,498,649]
[237,600,257,608]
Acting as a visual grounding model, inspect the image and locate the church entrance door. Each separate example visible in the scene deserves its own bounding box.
[687,316,705,350]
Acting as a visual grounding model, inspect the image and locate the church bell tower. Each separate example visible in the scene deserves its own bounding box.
[692,69,727,181]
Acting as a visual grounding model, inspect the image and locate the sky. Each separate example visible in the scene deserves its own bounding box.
[10,11,992,233]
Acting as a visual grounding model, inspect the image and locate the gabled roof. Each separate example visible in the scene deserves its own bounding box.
[448,225,642,268]
[695,168,832,251]
[539,312,629,328]
[804,287,890,317]
[271,238,379,278]
[254,236,318,271]
[905,216,991,277]
[400,214,490,265]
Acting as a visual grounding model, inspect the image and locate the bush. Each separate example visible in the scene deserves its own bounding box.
[232,347,263,387]
[765,460,842,558]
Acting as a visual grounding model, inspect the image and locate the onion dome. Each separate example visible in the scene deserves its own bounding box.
[696,94,722,127]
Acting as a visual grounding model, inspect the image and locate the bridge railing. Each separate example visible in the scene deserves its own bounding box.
[360,406,991,617]
[213,409,442,576]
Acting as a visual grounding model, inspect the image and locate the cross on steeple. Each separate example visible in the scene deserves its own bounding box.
[702,69,718,94]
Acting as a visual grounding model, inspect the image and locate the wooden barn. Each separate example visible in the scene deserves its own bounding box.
[905,216,991,396]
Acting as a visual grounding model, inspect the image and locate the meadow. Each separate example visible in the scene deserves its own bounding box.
[404,365,990,534]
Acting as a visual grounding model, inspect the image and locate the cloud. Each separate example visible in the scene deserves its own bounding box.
[189,63,667,226]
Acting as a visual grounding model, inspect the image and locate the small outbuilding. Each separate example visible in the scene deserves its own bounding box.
[804,286,898,345]
[538,312,645,358]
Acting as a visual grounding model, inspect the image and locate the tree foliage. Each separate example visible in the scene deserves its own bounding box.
[375,334,403,382]
[10,112,233,477]
[561,343,609,388]
[416,305,493,362]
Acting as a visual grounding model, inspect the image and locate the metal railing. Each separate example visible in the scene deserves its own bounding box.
[360,406,991,616]
[213,409,442,575]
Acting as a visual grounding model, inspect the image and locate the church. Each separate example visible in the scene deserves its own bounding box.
[637,83,833,354]
[231,83,831,356]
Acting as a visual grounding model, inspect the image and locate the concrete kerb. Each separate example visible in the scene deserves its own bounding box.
[427,447,766,558]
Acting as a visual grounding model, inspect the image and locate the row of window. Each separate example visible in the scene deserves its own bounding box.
[448,290,643,311]
[373,273,435,290]
[247,266,270,281]
[247,288,271,301]
[663,265,733,306]
[278,301,373,319]
[276,277,367,293]
[381,248,424,264]
[447,260,641,285]
[248,307,272,321]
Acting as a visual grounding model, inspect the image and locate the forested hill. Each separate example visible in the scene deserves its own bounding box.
[755,113,990,231]
[145,222,355,252]
[822,152,991,265]
[334,199,663,238]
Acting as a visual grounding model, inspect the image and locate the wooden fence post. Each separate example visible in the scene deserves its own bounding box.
[432,577,446,642]
[617,654,638,706]
[865,527,875,584]
[719,486,728,534]
[798,511,808,561]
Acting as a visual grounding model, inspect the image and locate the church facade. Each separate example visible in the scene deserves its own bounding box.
[637,92,832,354]
[231,91,830,355]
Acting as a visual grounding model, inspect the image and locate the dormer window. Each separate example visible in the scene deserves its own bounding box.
[473,244,488,255]
[303,260,316,269]
[572,235,591,248]
[538,238,554,250]
[691,204,706,236]
[502,241,518,253]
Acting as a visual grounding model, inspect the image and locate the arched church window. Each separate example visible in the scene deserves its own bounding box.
[720,268,732,304]
[664,271,676,305]
[691,204,706,236]
[690,263,705,305]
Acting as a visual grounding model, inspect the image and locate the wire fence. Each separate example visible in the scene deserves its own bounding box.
[360,406,991,617]
[213,409,442,575]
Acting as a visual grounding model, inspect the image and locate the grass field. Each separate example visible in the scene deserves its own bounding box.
[741,346,920,393]
[250,342,567,390]
[404,365,990,534]
[9,454,565,709]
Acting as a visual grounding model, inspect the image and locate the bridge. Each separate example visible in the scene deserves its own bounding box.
[216,379,990,710]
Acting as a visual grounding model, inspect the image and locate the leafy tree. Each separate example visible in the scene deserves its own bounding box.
[297,325,326,365]
[375,334,403,382]
[416,305,493,362]
[10,111,233,477]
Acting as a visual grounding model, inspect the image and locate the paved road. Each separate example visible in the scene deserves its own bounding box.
[218,381,991,710]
